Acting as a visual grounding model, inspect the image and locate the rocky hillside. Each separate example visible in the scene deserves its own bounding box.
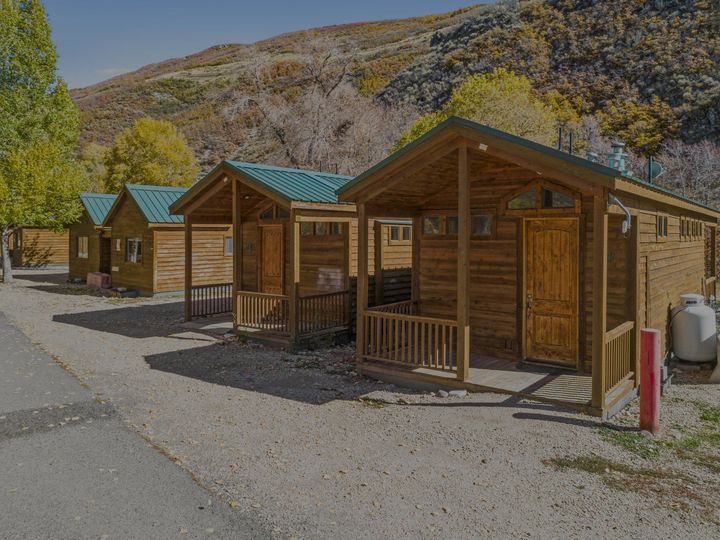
[72,1,720,172]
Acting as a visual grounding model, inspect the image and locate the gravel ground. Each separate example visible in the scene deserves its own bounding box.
[1,269,719,539]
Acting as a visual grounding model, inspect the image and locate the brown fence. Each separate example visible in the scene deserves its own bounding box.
[237,291,290,334]
[298,290,350,335]
[604,320,635,395]
[361,310,458,372]
[190,283,233,318]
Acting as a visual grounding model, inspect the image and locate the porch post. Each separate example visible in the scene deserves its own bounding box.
[232,179,242,328]
[456,142,470,381]
[356,202,369,365]
[411,216,421,304]
[289,209,300,346]
[374,220,383,306]
[343,221,352,326]
[591,186,608,410]
[184,214,193,321]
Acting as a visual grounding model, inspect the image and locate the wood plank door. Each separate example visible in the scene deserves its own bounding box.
[260,225,283,294]
[99,237,112,274]
[525,218,579,367]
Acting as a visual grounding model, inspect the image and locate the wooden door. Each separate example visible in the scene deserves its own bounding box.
[99,237,112,274]
[525,218,579,367]
[260,225,283,294]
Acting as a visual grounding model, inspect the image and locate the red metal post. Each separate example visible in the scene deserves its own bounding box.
[640,328,661,435]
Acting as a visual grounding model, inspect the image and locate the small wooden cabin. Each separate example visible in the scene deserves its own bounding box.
[10,227,69,267]
[102,184,233,296]
[169,161,413,347]
[338,117,720,418]
[69,193,117,280]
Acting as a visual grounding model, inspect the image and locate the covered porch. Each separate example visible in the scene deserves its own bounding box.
[340,118,640,418]
[171,161,356,348]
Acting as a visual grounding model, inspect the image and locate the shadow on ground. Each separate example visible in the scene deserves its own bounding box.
[14,272,69,284]
[144,342,403,405]
[53,301,189,339]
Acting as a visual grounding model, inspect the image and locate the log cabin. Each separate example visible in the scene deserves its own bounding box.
[337,116,720,418]
[10,227,69,267]
[69,193,117,280]
[102,184,233,296]
[169,161,413,348]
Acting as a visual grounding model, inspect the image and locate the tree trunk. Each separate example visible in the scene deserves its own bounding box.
[1,226,13,283]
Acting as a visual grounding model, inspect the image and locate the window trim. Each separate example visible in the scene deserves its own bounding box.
[500,180,580,215]
[125,237,143,264]
[656,214,669,242]
[421,210,495,239]
[223,236,233,257]
[388,224,412,245]
[77,236,89,259]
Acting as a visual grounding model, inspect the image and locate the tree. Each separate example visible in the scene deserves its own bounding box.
[395,68,571,149]
[79,143,110,193]
[599,95,679,156]
[244,43,413,175]
[656,139,720,207]
[0,0,86,282]
[104,117,199,192]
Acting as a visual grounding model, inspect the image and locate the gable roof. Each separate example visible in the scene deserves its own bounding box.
[338,116,720,216]
[170,161,353,215]
[79,193,117,226]
[105,184,188,226]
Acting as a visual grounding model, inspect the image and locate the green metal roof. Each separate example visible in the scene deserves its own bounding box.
[338,116,720,215]
[125,184,188,224]
[224,161,352,204]
[79,193,117,226]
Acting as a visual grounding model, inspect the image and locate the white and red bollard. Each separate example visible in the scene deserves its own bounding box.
[640,328,661,436]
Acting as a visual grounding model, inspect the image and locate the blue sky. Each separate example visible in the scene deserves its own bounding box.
[44,1,484,89]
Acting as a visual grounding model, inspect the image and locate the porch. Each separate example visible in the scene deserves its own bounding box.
[357,300,635,416]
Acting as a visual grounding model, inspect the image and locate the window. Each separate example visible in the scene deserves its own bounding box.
[125,238,142,263]
[423,217,440,235]
[315,222,328,236]
[445,216,459,236]
[705,226,716,278]
[276,206,289,219]
[657,215,668,240]
[390,226,400,241]
[260,206,274,220]
[330,222,342,236]
[541,188,575,209]
[507,190,536,210]
[402,226,411,241]
[300,222,313,236]
[224,236,233,256]
[77,236,88,259]
[472,214,493,237]
[388,224,411,245]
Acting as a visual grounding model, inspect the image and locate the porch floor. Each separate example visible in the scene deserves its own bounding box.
[362,355,594,411]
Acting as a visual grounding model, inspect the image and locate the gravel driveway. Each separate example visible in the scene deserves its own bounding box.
[1,269,719,539]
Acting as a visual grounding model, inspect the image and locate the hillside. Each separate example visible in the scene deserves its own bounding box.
[72,0,720,174]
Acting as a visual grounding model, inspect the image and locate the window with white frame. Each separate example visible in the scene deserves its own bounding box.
[224,236,233,256]
[77,236,89,259]
[125,238,142,263]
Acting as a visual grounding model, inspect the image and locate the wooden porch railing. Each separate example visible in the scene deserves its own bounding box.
[236,291,290,334]
[367,299,417,315]
[190,282,233,318]
[362,310,458,372]
[603,320,635,395]
[298,290,349,335]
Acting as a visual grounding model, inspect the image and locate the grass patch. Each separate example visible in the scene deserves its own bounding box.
[355,397,389,409]
[600,428,664,459]
[547,455,684,481]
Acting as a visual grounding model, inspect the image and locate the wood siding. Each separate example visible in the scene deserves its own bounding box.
[12,228,69,267]
[109,198,155,294]
[69,211,103,280]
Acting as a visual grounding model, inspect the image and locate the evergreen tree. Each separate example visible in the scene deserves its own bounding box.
[0,0,85,281]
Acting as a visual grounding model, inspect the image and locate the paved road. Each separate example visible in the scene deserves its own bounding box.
[0,311,267,540]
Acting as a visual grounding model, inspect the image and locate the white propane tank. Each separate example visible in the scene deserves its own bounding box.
[672,294,717,362]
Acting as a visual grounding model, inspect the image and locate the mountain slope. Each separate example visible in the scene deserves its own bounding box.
[72,1,720,173]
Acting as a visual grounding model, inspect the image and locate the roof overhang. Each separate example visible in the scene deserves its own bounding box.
[101,189,130,228]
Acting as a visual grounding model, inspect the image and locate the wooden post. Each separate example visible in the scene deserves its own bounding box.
[356,203,369,365]
[184,214,193,321]
[456,143,470,381]
[343,221,352,326]
[632,215,641,386]
[640,328,661,435]
[232,179,242,328]
[411,216,421,306]
[591,187,608,410]
[289,209,300,346]
[373,220,383,306]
